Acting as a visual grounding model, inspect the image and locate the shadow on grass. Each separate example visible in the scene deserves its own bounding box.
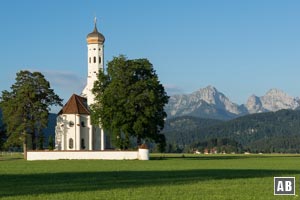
[151,155,263,160]
[0,157,23,161]
[1,168,300,197]
[151,154,300,160]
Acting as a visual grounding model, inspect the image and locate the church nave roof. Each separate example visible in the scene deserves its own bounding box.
[58,94,90,115]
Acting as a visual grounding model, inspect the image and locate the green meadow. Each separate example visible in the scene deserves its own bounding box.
[1,153,300,200]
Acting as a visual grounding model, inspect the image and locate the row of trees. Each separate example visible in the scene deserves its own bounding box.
[162,110,300,153]
[0,56,169,157]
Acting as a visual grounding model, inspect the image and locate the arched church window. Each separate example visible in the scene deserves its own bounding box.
[69,138,74,149]
[81,138,85,149]
[81,121,85,127]
[69,121,74,127]
[99,56,101,64]
[94,56,96,63]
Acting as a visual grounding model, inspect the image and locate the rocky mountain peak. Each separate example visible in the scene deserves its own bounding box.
[265,88,288,97]
[261,88,299,111]
[201,85,217,92]
[245,95,265,114]
[194,85,220,105]
[165,85,243,120]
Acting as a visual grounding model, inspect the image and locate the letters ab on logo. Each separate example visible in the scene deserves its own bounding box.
[274,177,295,195]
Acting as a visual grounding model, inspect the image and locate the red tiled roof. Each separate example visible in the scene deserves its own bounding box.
[58,94,90,115]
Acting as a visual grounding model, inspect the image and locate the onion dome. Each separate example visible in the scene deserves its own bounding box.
[86,18,105,44]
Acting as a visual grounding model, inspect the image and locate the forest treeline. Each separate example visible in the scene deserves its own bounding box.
[162,109,300,153]
[3,109,300,153]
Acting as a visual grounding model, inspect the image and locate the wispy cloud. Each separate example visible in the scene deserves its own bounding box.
[42,70,86,105]
[43,70,85,92]
[164,84,185,96]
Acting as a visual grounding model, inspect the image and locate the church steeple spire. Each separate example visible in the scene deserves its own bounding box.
[87,17,105,44]
[93,17,98,32]
[94,17,97,27]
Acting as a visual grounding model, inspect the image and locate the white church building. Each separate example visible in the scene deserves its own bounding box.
[27,19,149,160]
[55,19,105,151]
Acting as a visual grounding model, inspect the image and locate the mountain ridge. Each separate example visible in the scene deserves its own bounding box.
[166,86,300,120]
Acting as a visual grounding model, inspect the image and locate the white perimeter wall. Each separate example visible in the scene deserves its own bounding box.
[27,150,149,161]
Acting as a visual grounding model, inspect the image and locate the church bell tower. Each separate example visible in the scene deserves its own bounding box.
[82,18,105,105]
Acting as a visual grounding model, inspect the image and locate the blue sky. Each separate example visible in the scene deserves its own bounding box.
[1,0,300,112]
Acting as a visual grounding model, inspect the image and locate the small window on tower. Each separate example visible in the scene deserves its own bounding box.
[89,57,91,63]
[69,121,74,127]
[94,57,96,63]
[99,56,101,64]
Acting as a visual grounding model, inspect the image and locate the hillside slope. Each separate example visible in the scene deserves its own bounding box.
[162,109,300,153]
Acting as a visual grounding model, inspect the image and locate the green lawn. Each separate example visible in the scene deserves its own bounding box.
[1,153,300,199]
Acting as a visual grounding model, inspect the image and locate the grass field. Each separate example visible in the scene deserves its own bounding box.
[1,153,300,199]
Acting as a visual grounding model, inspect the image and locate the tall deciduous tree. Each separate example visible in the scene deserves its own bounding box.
[91,55,169,150]
[0,110,6,150]
[0,70,62,158]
